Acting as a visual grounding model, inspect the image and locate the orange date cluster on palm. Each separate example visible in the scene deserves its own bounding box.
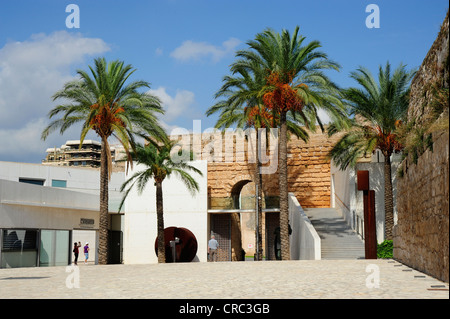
[245,105,279,128]
[372,125,403,154]
[89,101,125,137]
[263,71,307,113]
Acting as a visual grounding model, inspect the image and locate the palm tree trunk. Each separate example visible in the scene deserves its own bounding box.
[98,136,110,265]
[156,180,166,263]
[255,129,263,261]
[279,112,290,260]
[384,152,394,240]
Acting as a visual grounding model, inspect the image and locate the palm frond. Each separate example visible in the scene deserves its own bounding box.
[328,61,415,169]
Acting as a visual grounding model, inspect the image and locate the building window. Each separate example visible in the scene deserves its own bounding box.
[18,178,45,186]
[1,229,38,268]
[51,179,67,188]
[39,230,70,267]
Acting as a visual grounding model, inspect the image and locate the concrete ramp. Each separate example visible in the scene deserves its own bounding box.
[303,208,365,260]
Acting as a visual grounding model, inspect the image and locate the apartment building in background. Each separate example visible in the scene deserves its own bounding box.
[42,140,126,170]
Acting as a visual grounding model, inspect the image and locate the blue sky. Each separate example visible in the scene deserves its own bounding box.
[0,0,448,163]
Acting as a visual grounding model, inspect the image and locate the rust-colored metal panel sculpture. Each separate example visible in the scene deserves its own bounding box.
[357,170,370,191]
[357,170,377,259]
[154,227,198,262]
[363,190,377,259]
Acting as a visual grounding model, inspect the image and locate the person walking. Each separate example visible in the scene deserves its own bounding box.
[208,235,219,262]
[84,242,90,264]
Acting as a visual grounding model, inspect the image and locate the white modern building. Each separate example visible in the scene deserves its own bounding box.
[0,160,213,267]
[123,160,209,263]
[330,150,401,243]
[0,161,125,268]
[0,179,100,268]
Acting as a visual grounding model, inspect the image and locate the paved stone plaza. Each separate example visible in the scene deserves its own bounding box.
[0,259,448,299]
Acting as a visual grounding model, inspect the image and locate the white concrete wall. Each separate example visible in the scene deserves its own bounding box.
[0,179,100,230]
[72,230,97,264]
[330,151,401,243]
[123,160,208,264]
[0,161,127,266]
[288,193,321,260]
[0,161,124,213]
[330,163,356,229]
[355,159,400,243]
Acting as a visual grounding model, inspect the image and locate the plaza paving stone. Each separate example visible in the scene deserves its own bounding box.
[0,259,448,299]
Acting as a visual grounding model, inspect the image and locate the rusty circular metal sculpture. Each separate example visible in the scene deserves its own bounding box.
[154,227,198,262]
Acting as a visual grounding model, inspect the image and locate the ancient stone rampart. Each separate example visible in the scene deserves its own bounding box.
[171,128,340,210]
[394,11,449,283]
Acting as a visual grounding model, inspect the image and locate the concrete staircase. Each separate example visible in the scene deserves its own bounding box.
[303,208,365,260]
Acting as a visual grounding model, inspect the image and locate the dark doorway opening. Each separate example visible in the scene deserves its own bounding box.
[108,230,123,264]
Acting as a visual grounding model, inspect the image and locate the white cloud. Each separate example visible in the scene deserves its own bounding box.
[170,37,240,63]
[148,87,196,122]
[0,31,110,162]
[317,109,332,124]
[0,118,47,156]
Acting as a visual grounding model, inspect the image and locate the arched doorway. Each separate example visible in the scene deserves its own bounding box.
[209,178,270,261]
[229,179,266,259]
[230,179,253,209]
[209,179,254,262]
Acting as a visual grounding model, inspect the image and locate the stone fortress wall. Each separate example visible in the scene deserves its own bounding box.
[170,128,340,210]
[394,10,449,283]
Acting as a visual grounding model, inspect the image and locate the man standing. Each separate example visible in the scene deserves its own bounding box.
[208,235,219,262]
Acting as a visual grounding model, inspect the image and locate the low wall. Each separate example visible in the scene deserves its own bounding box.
[288,193,321,260]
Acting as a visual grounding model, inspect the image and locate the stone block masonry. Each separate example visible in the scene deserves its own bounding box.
[394,10,449,283]
[170,128,341,209]
[395,131,449,282]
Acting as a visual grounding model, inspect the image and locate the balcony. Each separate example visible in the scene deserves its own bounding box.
[64,147,101,154]
[66,155,100,162]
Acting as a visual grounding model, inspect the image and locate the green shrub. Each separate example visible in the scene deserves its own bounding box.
[377,240,393,259]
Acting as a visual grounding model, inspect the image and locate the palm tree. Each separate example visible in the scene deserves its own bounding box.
[208,71,270,261]
[233,26,344,260]
[41,57,166,264]
[118,141,203,263]
[207,62,314,260]
[328,62,415,240]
